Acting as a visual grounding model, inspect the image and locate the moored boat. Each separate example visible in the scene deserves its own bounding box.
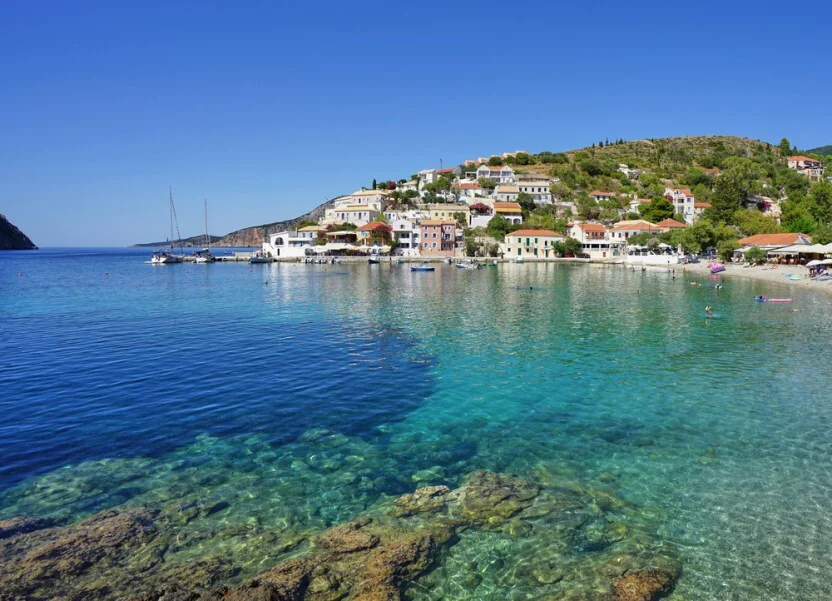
[249,251,272,264]
[150,188,184,264]
[150,250,182,264]
[410,265,435,272]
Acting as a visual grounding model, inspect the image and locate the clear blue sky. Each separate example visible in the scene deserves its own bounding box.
[1,1,830,246]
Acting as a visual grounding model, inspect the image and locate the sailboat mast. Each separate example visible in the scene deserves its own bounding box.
[169,187,174,251]
[204,199,210,251]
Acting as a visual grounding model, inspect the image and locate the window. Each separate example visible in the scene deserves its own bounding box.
[432,242,437,248]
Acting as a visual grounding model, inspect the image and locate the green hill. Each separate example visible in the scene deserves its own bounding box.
[807,145,832,156]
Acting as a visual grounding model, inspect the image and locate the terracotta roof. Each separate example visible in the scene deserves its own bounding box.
[737,233,811,246]
[453,183,481,190]
[493,202,522,213]
[611,220,656,232]
[590,191,613,197]
[506,229,563,238]
[575,223,607,232]
[421,220,456,226]
[788,156,818,162]
[638,198,652,204]
[436,168,457,174]
[351,189,390,197]
[694,202,712,208]
[656,218,687,229]
[496,185,519,194]
[357,221,391,231]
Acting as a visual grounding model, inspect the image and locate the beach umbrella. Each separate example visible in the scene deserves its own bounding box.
[806,259,822,267]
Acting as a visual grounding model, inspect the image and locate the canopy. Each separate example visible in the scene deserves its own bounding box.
[767,244,804,255]
[806,259,822,267]
[769,243,832,255]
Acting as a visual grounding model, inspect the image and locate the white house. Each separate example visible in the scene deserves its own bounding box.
[664,187,696,224]
[628,198,652,214]
[323,204,380,226]
[788,156,824,181]
[263,230,315,258]
[609,219,660,242]
[517,179,553,205]
[495,184,520,203]
[568,222,608,243]
[492,202,523,225]
[417,169,437,190]
[398,180,418,193]
[617,164,641,179]
[390,218,421,256]
[468,164,516,183]
[590,191,614,203]
[452,182,483,201]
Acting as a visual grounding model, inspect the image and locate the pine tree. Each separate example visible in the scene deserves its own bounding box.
[372,178,377,189]
[778,138,791,157]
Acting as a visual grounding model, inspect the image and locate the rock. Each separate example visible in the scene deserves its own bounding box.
[613,568,678,601]
[203,501,230,516]
[0,213,37,250]
[456,471,540,527]
[0,516,50,539]
[317,518,379,553]
[391,485,451,517]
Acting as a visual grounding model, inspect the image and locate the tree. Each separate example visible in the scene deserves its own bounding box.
[516,192,536,214]
[486,215,514,241]
[779,138,792,157]
[810,179,832,223]
[372,179,377,190]
[477,178,497,192]
[744,246,766,264]
[732,208,782,236]
[451,212,468,228]
[487,156,504,166]
[575,193,600,220]
[639,197,674,222]
[563,237,583,257]
[717,239,739,262]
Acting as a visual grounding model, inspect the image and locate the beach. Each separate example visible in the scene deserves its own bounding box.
[675,261,832,295]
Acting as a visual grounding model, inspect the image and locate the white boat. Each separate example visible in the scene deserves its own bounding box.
[455,260,477,269]
[150,188,184,264]
[193,199,216,263]
[249,251,272,264]
[151,250,182,264]
[513,256,525,264]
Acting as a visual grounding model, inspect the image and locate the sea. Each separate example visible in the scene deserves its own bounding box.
[2,247,832,600]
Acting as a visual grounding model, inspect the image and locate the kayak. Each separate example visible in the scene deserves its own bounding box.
[755,298,792,303]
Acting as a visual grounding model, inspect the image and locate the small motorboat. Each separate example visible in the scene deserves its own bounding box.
[410,265,435,272]
[249,251,272,264]
[456,261,476,269]
[368,258,381,265]
[513,257,525,264]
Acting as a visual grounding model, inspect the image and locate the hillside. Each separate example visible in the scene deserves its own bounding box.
[135,197,335,247]
[808,145,832,156]
[134,235,223,248]
[0,214,37,250]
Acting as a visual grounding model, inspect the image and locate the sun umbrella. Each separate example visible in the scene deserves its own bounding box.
[806,259,822,267]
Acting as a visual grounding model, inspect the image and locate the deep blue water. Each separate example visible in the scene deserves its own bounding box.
[3,247,832,600]
[0,248,433,488]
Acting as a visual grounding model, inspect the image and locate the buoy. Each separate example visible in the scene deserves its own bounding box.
[18,273,23,277]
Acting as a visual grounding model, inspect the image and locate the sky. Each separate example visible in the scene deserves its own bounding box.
[1,1,830,246]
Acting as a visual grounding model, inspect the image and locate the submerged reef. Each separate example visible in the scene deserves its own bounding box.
[0,460,679,601]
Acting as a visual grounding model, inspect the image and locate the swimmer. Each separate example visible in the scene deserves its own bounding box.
[705,306,713,317]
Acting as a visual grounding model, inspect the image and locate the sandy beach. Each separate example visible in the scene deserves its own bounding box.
[678,261,832,295]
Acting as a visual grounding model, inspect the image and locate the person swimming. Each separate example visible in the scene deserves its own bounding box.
[705,306,713,317]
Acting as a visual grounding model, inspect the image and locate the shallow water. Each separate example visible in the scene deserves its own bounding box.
[2,248,832,599]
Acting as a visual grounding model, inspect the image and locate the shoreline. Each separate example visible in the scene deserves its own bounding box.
[674,261,832,296]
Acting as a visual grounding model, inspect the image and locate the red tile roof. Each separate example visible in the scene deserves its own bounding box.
[788,156,818,162]
[453,183,481,190]
[694,202,712,208]
[737,233,811,246]
[576,223,607,232]
[656,218,687,229]
[590,191,613,197]
[506,229,563,238]
[357,221,391,231]
[436,168,458,173]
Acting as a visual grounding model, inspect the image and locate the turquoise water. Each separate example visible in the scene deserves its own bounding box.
[2,248,832,599]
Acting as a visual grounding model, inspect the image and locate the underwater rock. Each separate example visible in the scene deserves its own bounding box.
[391,485,451,517]
[0,516,51,539]
[613,568,678,601]
[0,507,159,599]
[455,471,540,527]
[316,518,379,553]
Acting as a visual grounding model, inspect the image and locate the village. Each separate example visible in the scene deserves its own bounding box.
[261,149,826,265]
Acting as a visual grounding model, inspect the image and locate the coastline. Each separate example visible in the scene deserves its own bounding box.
[672,261,832,296]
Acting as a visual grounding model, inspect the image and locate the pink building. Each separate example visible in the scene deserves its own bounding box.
[419,220,460,257]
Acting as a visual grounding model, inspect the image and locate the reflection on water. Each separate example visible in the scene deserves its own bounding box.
[2,251,832,599]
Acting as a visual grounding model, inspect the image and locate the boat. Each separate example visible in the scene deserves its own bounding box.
[249,251,272,264]
[709,263,725,274]
[513,257,525,264]
[756,297,793,303]
[150,188,184,264]
[193,199,216,263]
[410,265,435,272]
[395,258,405,265]
[368,257,381,264]
[456,261,476,269]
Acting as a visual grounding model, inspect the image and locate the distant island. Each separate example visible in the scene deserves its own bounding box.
[0,214,37,250]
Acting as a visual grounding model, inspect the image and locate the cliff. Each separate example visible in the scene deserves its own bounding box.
[0,214,37,250]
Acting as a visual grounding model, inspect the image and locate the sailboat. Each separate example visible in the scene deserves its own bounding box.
[151,188,184,264]
[193,199,216,263]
